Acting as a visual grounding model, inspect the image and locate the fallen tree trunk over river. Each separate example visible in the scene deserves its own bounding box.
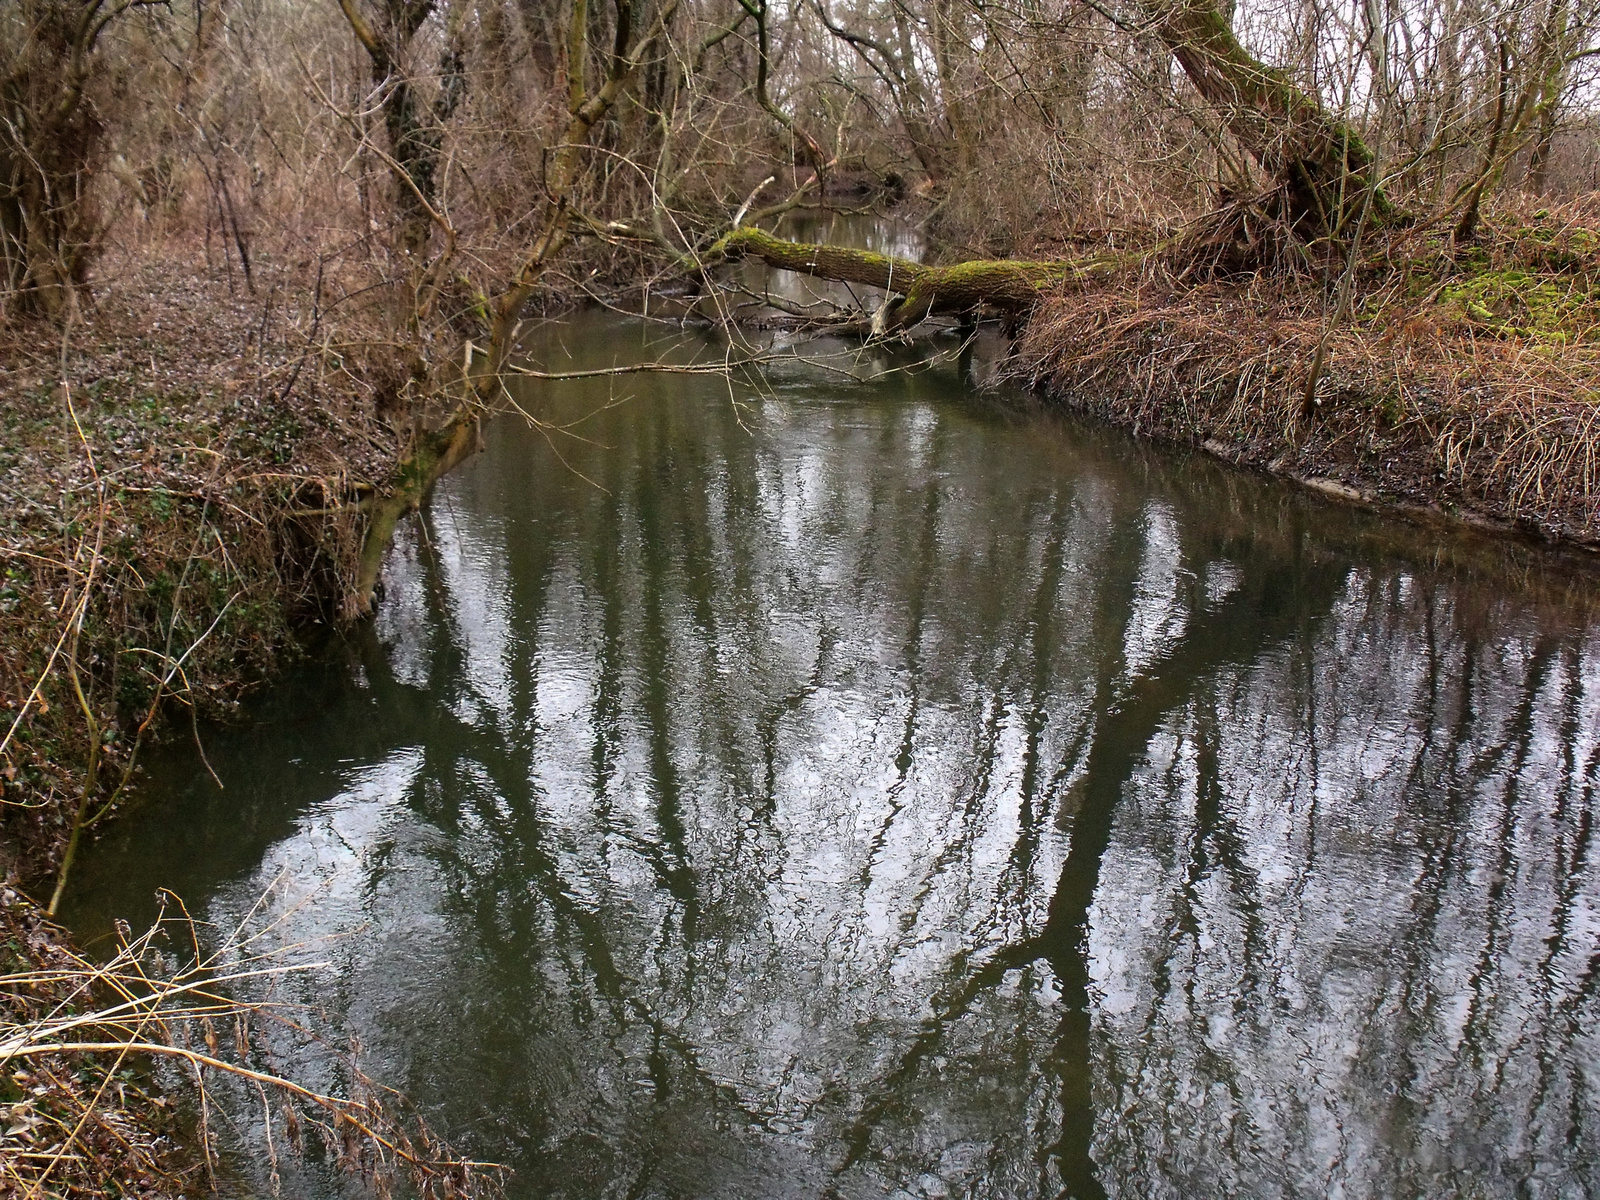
[709,227,1132,330]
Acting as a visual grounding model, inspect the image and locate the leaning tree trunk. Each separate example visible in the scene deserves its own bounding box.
[348,0,683,616]
[1140,0,1392,230]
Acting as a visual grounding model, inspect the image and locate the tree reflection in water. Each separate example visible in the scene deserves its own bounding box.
[66,316,1600,1200]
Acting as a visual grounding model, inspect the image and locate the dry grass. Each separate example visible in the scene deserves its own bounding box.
[1014,196,1600,547]
[0,232,493,1200]
[1,883,505,1198]
[1,886,190,1197]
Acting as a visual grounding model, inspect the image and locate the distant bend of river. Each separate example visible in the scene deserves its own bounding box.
[66,312,1600,1200]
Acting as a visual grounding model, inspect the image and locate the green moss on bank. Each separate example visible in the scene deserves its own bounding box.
[1016,197,1600,549]
[1403,209,1600,342]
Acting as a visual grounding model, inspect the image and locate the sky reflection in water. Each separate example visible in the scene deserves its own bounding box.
[66,315,1600,1200]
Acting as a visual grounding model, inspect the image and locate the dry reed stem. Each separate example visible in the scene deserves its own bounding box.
[1,885,506,1199]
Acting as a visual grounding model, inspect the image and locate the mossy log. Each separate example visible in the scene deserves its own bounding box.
[709,227,1126,330]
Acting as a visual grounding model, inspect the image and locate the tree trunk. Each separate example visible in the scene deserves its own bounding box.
[1527,99,1560,195]
[709,227,1126,329]
[1452,0,1577,241]
[1524,0,1576,196]
[336,0,467,259]
[748,0,831,173]
[349,0,683,616]
[814,0,954,181]
[1140,0,1392,230]
[0,1,114,320]
[0,159,91,319]
[351,412,481,611]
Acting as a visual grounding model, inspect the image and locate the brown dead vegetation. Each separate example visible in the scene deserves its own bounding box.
[0,886,191,1197]
[0,246,391,895]
[2,0,1600,1188]
[1,882,505,1198]
[1014,196,1600,547]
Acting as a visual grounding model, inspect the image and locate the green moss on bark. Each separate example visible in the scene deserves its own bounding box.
[710,228,1132,330]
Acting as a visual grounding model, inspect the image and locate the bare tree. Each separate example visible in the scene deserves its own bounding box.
[0,0,157,318]
[336,0,468,258]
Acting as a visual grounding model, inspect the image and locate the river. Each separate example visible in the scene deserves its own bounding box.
[63,304,1600,1199]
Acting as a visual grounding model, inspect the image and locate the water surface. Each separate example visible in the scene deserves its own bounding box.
[67,313,1600,1199]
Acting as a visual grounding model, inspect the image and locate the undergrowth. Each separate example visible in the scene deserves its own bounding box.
[1,883,506,1197]
[0,247,392,893]
[1015,196,1600,545]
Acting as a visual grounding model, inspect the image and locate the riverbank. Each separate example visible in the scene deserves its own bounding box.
[54,307,1600,1198]
[1013,198,1600,551]
[0,247,394,1195]
[3,196,1598,1196]
[1,886,196,1194]
[0,247,392,882]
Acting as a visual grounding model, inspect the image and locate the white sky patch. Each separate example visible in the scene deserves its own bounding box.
[1121,502,1189,680]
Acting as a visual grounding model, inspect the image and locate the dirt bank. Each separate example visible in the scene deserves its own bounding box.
[0,247,396,1196]
[0,247,393,886]
[1013,200,1600,553]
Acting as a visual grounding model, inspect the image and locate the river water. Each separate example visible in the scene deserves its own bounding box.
[64,310,1600,1199]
